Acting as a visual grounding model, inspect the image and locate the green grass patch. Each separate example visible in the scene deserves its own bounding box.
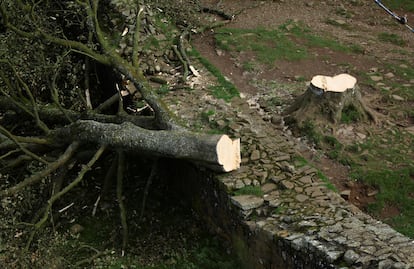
[272,203,287,215]
[92,238,241,269]
[378,32,406,46]
[351,167,414,237]
[213,20,363,70]
[233,185,264,197]
[293,155,308,168]
[317,170,337,192]
[293,155,337,192]
[189,48,239,102]
[324,136,344,160]
[201,109,215,122]
[214,27,308,64]
[344,128,414,237]
[382,0,414,12]
[242,60,257,72]
[279,20,360,54]
[300,120,323,147]
[341,105,362,123]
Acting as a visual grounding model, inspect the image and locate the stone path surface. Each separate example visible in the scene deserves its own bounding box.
[164,65,414,268]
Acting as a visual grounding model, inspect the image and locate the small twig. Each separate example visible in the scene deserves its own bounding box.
[3,154,32,169]
[178,31,192,70]
[0,125,48,165]
[0,149,20,160]
[132,6,145,68]
[84,31,94,110]
[94,93,119,113]
[139,159,158,222]
[74,249,112,267]
[0,70,35,117]
[58,202,75,213]
[4,61,50,134]
[49,54,74,123]
[172,45,188,81]
[35,144,106,229]
[0,141,80,197]
[92,195,100,216]
[115,83,126,115]
[149,76,168,84]
[116,150,128,255]
[85,88,93,110]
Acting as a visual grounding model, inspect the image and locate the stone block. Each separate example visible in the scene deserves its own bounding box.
[230,195,264,211]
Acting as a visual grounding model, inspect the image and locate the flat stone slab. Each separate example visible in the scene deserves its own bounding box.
[231,195,264,211]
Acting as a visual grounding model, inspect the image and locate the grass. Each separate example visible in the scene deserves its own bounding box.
[279,20,362,54]
[300,120,323,147]
[341,105,362,123]
[189,48,239,102]
[294,155,337,192]
[351,167,414,238]
[272,203,287,215]
[233,185,264,197]
[215,27,308,64]
[378,32,406,46]
[338,128,414,237]
[212,20,364,76]
[382,0,414,12]
[90,238,241,269]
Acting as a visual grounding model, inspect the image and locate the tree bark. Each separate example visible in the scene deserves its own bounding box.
[54,120,241,172]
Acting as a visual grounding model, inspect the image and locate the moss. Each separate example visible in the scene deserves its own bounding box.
[300,120,322,147]
[233,185,264,197]
[341,105,361,123]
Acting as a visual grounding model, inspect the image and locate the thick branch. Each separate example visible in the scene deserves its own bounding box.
[55,120,240,172]
[0,96,157,130]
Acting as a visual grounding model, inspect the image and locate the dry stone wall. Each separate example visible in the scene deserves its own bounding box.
[164,88,414,269]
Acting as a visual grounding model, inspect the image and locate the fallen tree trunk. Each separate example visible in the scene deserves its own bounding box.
[54,120,241,172]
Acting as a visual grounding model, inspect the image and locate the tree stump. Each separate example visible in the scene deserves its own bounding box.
[284,74,376,127]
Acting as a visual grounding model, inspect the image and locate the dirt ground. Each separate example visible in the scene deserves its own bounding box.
[193,0,414,218]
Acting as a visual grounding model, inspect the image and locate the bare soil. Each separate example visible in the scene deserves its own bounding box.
[193,0,414,217]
